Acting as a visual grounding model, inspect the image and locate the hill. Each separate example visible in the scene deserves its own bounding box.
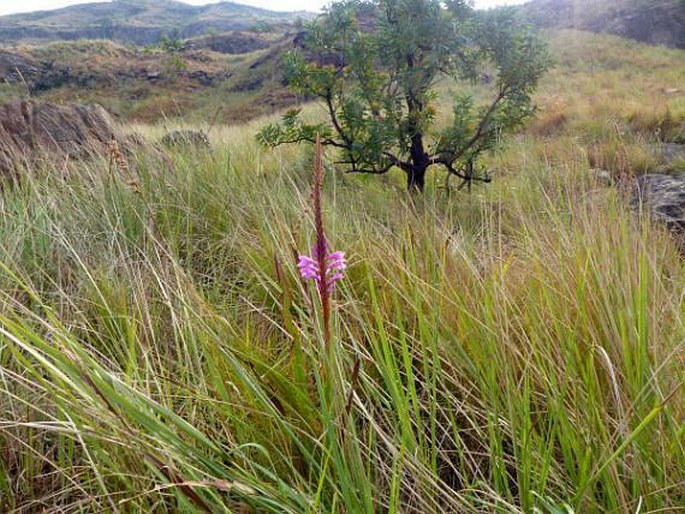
[518,0,685,49]
[0,0,309,45]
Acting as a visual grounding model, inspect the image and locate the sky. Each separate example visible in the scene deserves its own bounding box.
[0,0,528,16]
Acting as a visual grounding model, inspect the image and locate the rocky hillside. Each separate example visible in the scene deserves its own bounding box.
[518,0,685,49]
[0,1,311,123]
[0,0,309,45]
[0,36,298,123]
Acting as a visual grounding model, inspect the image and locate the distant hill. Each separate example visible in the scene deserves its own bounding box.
[0,0,309,45]
[518,0,685,49]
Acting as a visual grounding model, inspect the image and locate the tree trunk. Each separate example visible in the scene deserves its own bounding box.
[407,166,426,192]
[407,131,429,193]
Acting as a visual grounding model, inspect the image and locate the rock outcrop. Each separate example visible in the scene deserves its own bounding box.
[659,143,685,164]
[160,130,211,150]
[0,47,234,95]
[633,174,685,230]
[0,100,131,175]
[0,50,43,85]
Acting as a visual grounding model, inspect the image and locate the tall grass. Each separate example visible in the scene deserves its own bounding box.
[1,30,684,513]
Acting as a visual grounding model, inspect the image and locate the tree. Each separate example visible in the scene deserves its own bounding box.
[258,0,550,192]
[159,29,184,53]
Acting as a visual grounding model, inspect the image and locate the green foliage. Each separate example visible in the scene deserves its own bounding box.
[159,30,185,53]
[256,108,332,146]
[258,0,550,191]
[163,54,189,73]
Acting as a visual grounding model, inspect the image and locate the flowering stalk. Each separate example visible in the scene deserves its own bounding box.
[296,134,346,347]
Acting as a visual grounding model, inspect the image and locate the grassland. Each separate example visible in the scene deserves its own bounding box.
[0,30,684,513]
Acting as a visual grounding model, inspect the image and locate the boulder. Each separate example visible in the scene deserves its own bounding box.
[632,174,685,230]
[659,143,685,164]
[590,167,613,186]
[160,130,211,150]
[0,100,132,175]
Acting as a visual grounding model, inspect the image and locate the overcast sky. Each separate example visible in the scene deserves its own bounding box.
[0,0,528,16]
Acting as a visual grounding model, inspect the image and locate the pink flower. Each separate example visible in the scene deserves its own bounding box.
[297,249,347,293]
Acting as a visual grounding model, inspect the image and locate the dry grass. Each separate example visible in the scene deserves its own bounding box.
[520,30,685,181]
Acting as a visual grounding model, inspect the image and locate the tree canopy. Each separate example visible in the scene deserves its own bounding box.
[258,0,550,192]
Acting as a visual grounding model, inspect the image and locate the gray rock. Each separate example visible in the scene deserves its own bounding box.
[160,130,210,150]
[632,174,685,230]
[0,100,123,174]
[659,143,685,163]
[590,168,613,185]
[0,50,42,85]
[186,70,213,86]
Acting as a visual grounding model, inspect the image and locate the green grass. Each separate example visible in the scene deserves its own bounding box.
[0,31,684,513]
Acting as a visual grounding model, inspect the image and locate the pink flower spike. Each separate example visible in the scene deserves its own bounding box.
[297,250,346,291]
[297,255,319,280]
[326,252,347,269]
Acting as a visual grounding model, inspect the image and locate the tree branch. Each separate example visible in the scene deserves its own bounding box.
[431,87,508,167]
[382,151,413,173]
[325,89,351,148]
[464,86,508,152]
[269,133,348,149]
[339,161,395,175]
[441,160,491,192]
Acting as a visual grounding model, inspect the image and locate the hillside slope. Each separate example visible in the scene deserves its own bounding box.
[0,36,298,123]
[519,0,685,49]
[0,0,309,45]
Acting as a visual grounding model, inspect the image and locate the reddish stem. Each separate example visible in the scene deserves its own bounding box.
[312,134,331,347]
